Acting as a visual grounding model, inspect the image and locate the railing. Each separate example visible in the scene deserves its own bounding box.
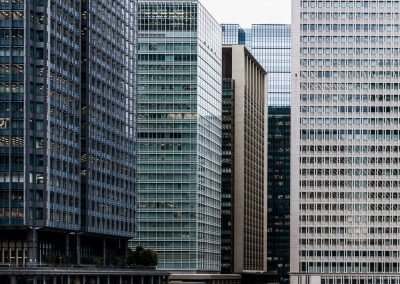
[0,262,156,270]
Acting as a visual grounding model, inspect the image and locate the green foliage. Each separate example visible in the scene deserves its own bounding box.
[42,254,72,265]
[127,246,158,267]
[112,256,126,267]
[43,254,58,264]
[89,256,104,266]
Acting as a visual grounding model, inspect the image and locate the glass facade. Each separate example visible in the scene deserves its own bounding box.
[81,0,137,239]
[292,1,400,283]
[221,24,246,45]
[222,24,291,280]
[249,25,291,107]
[0,0,26,229]
[267,107,290,283]
[132,0,222,271]
[0,0,82,265]
[221,79,234,273]
[0,0,137,266]
[45,0,82,233]
[222,24,291,107]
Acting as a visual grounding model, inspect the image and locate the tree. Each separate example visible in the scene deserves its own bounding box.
[127,246,158,267]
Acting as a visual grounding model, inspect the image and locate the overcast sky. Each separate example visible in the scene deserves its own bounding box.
[200,0,291,28]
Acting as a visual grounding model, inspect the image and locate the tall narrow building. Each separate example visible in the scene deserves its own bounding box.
[292,1,400,283]
[222,24,291,282]
[132,0,222,271]
[221,45,267,273]
[0,0,137,266]
[80,0,137,263]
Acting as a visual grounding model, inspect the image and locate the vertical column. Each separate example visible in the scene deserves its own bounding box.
[66,234,70,257]
[76,234,81,265]
[124,239,128,260]
[27,229,38,264]
[103,238,106,266]
[10,276,17,284]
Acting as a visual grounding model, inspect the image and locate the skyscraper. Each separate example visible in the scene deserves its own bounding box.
[222,24,291,282]
[292,1,400,283]
[248,25,291,283]
[249,25,291,107]
[80,0,137,263]
[0,0,137,266]
[221,24,246,45]
[132,0,222,271]
[221,45,267,273]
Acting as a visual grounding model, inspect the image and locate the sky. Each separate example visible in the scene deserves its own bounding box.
[200,0,291,28]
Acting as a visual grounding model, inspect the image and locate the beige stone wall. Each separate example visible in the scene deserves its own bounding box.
[226,45,267,273]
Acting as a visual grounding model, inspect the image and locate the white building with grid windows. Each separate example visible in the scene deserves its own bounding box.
[292,1,400,283]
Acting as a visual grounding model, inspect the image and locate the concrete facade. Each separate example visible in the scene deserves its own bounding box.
[222,25,292,282]
[221,45,267,273]
[292,1,400,283]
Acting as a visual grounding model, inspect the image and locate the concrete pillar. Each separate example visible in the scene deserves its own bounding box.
[103,238,106,266]
[76,234,81,265]
[124,239,128,260]
[53,276,57,284]
[27,229,38,264]
[10,276,17,284]
[107,276,110,284]
[66,234,70,257]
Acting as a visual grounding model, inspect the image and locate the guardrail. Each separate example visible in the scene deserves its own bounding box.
[0,263,156,270]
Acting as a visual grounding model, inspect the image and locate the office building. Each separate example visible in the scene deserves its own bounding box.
[80,0,137,262]
[292,1,400,283]
[266,106,290,283]
[249,25,291,107]
[222,24,291,282]
[0,0,137,266]
[250,25,291,283]
[222,24,246,45]
[132,0,222,271]
[222,24,291,106]
[221,45,267,273]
